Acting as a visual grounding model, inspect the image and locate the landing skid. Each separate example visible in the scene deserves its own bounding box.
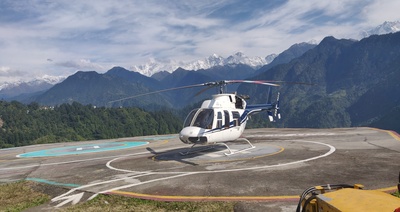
[218,138,255,156]
[179,138,255,156]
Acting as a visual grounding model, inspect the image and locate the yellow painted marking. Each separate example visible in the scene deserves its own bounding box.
[152,145,284,164]
[387,131,400,141]
[109,186,399,203]
[154,140,169,146]
[198,145,284,164]
[370,127,400,141]
[109,190,299,201]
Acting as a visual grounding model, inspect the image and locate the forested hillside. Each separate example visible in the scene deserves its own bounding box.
[0,101,182,148]
[240,32,400,132]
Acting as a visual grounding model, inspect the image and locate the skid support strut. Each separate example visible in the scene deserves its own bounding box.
[180,138,255,156]
[217,138,255,156]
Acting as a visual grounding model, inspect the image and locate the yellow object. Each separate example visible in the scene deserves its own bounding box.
[314,188,400,212]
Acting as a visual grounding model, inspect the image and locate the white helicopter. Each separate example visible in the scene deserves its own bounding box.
[110,80,282,156]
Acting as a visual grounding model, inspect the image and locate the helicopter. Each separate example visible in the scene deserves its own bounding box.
[109,80,282,156]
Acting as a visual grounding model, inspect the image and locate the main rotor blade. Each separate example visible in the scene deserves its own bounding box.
[108,83,206,104]
[194,85,216,96]
[227,80,317,86]
[224,80,280,87]
[265,81,316,86]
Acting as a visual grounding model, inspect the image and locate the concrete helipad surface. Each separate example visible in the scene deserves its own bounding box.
[0,128,399,211]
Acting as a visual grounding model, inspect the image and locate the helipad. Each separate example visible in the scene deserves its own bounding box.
[0,128,399,211]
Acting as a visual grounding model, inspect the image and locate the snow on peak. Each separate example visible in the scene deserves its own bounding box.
[361,20,400,38]
[0,75,65,91]
[34,75,66,84]
[131,52,277,77]
[307,39,319,45]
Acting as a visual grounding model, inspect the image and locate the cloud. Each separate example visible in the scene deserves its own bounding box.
[0,66,26,77]
[0,66,31,84]
[361,0,400,26]
[0,0,400,83]
[55,59,106,71]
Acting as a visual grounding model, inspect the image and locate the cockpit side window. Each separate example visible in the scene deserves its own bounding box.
[224,110,230,128]
[235,96,243,109]
[217,112,222,128]
[193,109,214,129]
[232,111,241,126]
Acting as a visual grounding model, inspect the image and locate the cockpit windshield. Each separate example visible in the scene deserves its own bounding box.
[183,109,197,127]
[183,108,214,129]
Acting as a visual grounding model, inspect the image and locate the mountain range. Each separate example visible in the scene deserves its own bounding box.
[26,41,315,109]
[0,52,276,101]
[238,32,400,132]
[130,52,277,77]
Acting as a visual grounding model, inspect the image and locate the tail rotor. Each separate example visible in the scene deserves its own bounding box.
[275,92,281,120]
[268,92,281,122]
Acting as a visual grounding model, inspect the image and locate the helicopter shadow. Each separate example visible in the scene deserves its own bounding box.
[146,145,228,166]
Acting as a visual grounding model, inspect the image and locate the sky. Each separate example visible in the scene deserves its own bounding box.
[1,0,400,83]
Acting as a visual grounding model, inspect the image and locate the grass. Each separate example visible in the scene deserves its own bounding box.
[0,181,235,212]
[1,180,397,212]
[59,194,235,212]
[0,181,50,212]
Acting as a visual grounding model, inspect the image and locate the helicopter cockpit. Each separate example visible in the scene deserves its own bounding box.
[183,107,243,131]
[183,108,214,129]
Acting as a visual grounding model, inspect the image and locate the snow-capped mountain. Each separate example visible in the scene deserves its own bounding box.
[131,52,277,77]
[0,75,65,99]
[361,20,400,38]
[0,75,65,91]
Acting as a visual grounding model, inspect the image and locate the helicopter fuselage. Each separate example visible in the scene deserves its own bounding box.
[179,93,276,145]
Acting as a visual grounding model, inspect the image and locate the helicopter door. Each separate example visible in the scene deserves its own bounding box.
[224,110,230,129]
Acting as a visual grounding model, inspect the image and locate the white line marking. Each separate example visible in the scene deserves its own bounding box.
[76,148,83,151]
[51,173,153,203]
[87,193,98,201]
[52,140,336,202]
[106,140,335,175]
[101,140,336,193]
[53,192,84,208]
[99,173,196,194]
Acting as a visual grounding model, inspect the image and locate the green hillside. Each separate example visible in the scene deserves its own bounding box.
[0,101,182,148]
